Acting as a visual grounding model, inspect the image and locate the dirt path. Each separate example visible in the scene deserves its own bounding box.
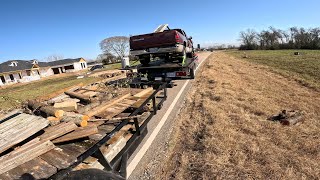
[157,51,320,179]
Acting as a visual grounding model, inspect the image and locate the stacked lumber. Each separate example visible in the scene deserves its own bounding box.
[0,81,158,178]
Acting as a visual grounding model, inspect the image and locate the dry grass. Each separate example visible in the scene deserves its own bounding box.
[0,76,99,110]
[158,52,320,179]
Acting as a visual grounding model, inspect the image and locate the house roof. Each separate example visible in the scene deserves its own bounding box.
[45,58,83,67]
[0,58,84,74]
[0,60,34,74]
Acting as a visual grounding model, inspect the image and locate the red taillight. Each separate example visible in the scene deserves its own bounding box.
[175,31,181,43]
[176,71,187,76]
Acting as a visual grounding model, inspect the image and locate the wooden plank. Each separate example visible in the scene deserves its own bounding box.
[133,87,154,98]
[54,101,78,111]
[59,144,87,158]
[52,125,99,143]
[0,114,49,154]
[65,91,91,103]
[18,157,57,179]
[0,109,22,123]
[82,91,99,97]
[87,93,131,117]
[40,147,77,170]
[39,121,78,141]
[0,140,55,174]
[95,105,129,119]
[107,125,132,145]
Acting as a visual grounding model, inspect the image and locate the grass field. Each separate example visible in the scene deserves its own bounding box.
[226,50,320,90]
[0,76,99,110]
[158,52,320,179]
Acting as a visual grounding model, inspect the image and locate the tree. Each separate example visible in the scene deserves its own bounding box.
[97,53,116,65]
[99,36,129,58]
[239,29,258,50]
[45,54,64,62]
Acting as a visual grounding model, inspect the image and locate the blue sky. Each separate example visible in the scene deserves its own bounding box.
[0,0,319,62]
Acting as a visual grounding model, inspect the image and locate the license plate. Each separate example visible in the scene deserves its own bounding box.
[166,72,176,77]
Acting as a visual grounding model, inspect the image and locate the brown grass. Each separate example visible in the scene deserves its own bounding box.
[158,52,320,179]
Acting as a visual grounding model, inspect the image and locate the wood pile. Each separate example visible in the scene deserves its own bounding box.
[268,110,304,125]
[0,81,155,179]
[89,70,125,78]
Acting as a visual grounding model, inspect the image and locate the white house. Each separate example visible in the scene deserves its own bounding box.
[0,58,87,86]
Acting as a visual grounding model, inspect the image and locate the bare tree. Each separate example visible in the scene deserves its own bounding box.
[99,36,129,58]
[239,29,258,50]
[45,54,64,62]
[97,53,116,65]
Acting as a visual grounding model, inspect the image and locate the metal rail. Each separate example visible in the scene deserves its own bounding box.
[51,83,167,180]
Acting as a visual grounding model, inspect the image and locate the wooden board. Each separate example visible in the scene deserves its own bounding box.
[52,125,99,143]
[0,113,49,154]
[95,99,137,119]
[133,88,154,98]
[40,147,77,170]
[59,144,87,158]
[0,140,55,174]
[0,157,57,180]
[87,93,131,117]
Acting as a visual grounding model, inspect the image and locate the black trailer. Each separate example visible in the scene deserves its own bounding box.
[136,55,199,82]
[49,83,167,180]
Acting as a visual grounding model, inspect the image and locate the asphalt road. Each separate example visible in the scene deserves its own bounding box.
[127,52,212,179]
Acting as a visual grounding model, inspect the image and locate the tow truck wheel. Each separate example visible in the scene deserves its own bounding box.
[190,65,195,79]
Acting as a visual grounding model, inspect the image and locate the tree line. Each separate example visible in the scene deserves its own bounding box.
[239,27,320,50]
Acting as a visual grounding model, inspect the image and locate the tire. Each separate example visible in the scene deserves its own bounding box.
[190,65,195,79]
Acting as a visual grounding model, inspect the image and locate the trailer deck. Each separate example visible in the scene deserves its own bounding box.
[0,78,167,180]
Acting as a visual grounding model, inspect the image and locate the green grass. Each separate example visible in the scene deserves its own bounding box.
[0,76,99,110]
[103,60,141,69]
[226,50,320,90]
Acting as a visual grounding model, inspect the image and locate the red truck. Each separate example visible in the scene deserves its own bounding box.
[130,25,194,65]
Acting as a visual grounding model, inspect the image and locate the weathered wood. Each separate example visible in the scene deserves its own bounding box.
[89,114,142,122]
[87,93,131,117]
[28,100,64,118]
[59,144,87,158]
[62,112,89,127]
[0,140,55,174]
[95,103,133,119]
[40,147,77,170]
[0,114,49,154]
[1,157,57,180]
[47,116,61,126]
[52,125,99,143]
[281,115,304,125]
[65,91,91,103]
[39,121,78,141]
[107,125,132,145]
[133,87,154,98]
[54,101,78,111]
[0,109,22,123]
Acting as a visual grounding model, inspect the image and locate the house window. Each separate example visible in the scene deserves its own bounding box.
[9,74,15,81]
[0,76,5,84]
[36,70,40,75]
[26,70,31,76]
